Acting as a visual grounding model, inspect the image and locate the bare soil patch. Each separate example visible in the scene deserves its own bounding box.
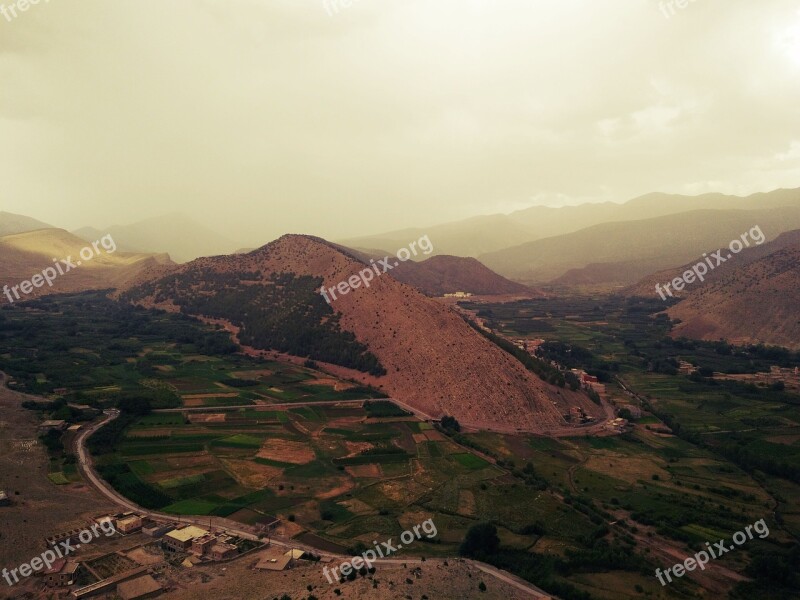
[0,372,115,571]
[257,439,315,464]
[188,413,227,424]
[424,430,447,441]
[345,464,382,478]
[343,440,374,457]
[222,458,283,488]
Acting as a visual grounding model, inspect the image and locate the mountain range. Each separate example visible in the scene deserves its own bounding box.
[342,188,800,259]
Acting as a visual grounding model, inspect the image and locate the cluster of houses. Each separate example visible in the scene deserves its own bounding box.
[160,525,240,563]
[513,338,545,356]
[33,512,272,599]
[568,369,606,395]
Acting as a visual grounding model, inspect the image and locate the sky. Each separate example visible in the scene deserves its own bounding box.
[1,0,800,246]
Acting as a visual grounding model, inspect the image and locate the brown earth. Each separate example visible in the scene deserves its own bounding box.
[667,242,800,349]
[159,555,535,600]
[0,373,116,574]
[256,439,316,464]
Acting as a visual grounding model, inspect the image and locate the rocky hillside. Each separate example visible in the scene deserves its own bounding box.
[626,229,800,299]
[120,235,598,431]
[667,241,800,349]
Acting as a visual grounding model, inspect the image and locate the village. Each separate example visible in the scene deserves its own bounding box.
[7,510,323,600]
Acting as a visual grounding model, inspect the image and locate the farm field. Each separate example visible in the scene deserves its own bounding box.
[94,400,527,557]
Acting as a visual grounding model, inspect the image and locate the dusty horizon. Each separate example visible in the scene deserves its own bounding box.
[2,0,800,246]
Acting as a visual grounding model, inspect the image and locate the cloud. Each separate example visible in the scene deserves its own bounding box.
[1,0,799,244]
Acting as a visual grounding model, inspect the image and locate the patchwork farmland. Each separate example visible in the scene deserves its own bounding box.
[95,400,529,556]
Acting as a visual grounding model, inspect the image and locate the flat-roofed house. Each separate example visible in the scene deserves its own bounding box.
[116,515,143,534]
[190,534,217,557]
[162,526,209,552]
[210,542,238,561]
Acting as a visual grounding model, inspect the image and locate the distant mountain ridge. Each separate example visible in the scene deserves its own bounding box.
[0,228,173,301]
[341,188,800,258]
[480,205,800,284]
[0,211,53,237]
[74,213,239,263]
[625,229,800,298]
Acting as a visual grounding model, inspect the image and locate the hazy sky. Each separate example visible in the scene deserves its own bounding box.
[2,0,800,245]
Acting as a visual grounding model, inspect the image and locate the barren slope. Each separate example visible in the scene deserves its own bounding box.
[626,229,800,298]
[667,242,800,349]
[388,255,533,296]
[0,228,173,302]
[121,235,597,431]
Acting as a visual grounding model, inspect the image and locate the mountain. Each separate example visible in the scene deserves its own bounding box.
[0,211,53,236]
[479,206,800,284]
[0,228,173,302]
[74,213,238,263]
[341,188,800,258]
[119,235,600,431]
[388,255,533,296]
[625,229,800,298]
[666,240,800,349]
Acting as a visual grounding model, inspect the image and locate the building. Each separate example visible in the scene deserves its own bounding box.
[255,555,292,571]
[116,515,143,534]
[190,534,217,557]
[210,542,238,561]
[142,522,176,538]
[0,490,10,506]
[256,515,280,534]
[117,574,162,600]
[162,526,209,552]
[42,560,79,587]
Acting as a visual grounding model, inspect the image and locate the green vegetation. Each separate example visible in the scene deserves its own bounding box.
[121,271,386,375]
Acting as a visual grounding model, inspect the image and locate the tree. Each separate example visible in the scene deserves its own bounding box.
[478,581,487,592]
[441,415,461,432]
[459,523,500,558]
[118,396,152,416]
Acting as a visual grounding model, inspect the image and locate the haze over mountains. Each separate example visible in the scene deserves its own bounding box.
[342,188,800,259]
[482,205,800,284]
[0,227,172,301]
[73,214,239,263]
[0,211,53,237]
